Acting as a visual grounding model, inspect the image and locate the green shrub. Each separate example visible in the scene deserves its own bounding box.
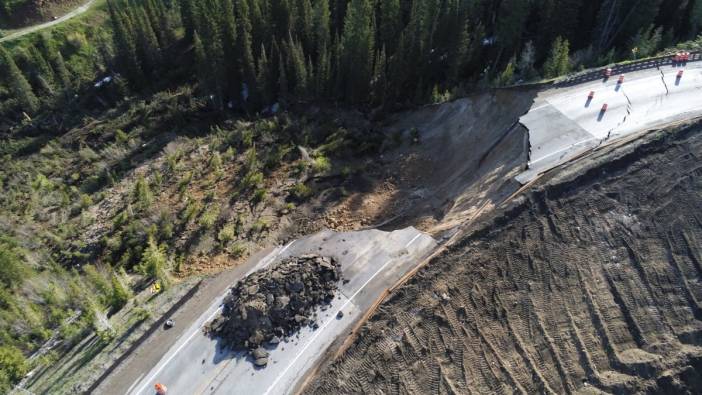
[136,238,169,286]
[110,274,131,311]
[181,199,202,223]
[251,219,269,234]
[241,170,263,190]
[312,155,331,174]
[115,129,129,144]
[0,239,27,289]
[0,345,28,386]
[252,188,267,205]
[178,171,193,195]
[133,175,153,207]
[199,205,220,229]
[209,151,223,171]
[218,224,236,245]
[230,242,246,258]
[291,182,312,200]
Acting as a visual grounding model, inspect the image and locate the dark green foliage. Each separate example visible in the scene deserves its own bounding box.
[0,46,38,113]
[5,0,702,116]
[0,237,27,289]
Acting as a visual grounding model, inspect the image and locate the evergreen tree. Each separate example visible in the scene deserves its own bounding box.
[543,36,570,78]
[236,0,258,106]
[691,0,702,37]
[0,47,39,113]
[135,7,162,76]
[179,0,200,41]
[26,44,55,94]
[379,0,401,51]
[110,274,131,310]
[39,34,72,95]
[108,0,142,85]
[312,0,331,56]
[339,0,374,103]
[193,31,212,94]
[295,0,314,52]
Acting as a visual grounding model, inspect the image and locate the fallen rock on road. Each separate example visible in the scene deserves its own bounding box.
[208,254,342,363]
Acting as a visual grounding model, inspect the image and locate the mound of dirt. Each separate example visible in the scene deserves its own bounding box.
[308,122,702,393]
[209,254,342,364]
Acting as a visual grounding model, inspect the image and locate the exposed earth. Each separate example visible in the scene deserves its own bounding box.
[307,120,702,394]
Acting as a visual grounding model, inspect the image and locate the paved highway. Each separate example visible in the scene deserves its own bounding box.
[517,60,702,183]
[0,0,97,43]
[127,227,436,395]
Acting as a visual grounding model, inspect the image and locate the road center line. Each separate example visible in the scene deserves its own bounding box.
[262,233,424,395]
[130,241,295,394]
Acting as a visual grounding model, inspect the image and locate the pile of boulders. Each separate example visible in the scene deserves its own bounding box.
[208,254,342,367]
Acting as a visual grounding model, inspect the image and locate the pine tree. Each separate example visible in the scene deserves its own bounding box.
[312,0,331,56]
[135,7,162,77]
[38,34,72,91]
[691,0,702,37]
[0,47,39,113]
[221,0,239,97]
[339,0,374,103]
[27,44,55,94]
[257,44,273,104]
[110,274,131,310]
[543,36,570,78]
[179,0,200,41]
[295,0,314,52]
[379,0,400,51]
[236,0,258,106]
[108,1,142,85]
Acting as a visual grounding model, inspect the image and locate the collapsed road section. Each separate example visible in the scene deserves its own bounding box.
[518,60,702,183]
[127,227,435,395]
[307,120,702,394]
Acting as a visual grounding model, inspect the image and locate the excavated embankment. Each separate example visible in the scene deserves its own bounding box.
[307,121,702,394]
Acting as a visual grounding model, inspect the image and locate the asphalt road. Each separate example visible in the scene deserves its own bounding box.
[0,0,97,43]
[517,61,702,183]
[127,227,436,395]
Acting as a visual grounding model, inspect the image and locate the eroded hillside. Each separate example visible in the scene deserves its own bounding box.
[308,122,702,394]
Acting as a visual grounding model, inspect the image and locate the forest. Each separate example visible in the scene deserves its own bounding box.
[1,0,702,392]
[2,0,702,118]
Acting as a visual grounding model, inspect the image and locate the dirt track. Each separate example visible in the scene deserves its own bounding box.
[307,122,702,394]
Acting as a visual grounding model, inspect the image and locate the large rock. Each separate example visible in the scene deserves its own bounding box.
[208,254,342,365]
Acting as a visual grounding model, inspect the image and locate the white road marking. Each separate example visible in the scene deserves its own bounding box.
[129,241,296,395]
[125,373,144,394]
[405,233,422,248]
[262,233,424,395]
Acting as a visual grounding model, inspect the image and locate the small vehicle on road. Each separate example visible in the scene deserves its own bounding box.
[601,103,608,112]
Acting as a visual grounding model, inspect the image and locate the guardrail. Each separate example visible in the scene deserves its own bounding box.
[555,51,702,88]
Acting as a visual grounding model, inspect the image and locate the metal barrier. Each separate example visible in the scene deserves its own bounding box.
[555,51,702,88]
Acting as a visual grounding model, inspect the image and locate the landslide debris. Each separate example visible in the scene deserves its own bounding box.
[209,254,342,363]
[308,122,702,394]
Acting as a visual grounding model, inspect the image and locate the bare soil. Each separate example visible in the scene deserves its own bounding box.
[300,90,535,237]
[307,121,702,394]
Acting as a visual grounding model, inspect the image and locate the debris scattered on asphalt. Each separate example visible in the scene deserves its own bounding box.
[208,254,342,364]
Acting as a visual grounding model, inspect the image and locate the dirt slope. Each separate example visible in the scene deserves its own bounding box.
[307,122,702,394]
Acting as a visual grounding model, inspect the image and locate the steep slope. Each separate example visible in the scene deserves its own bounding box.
[308,122,702,394]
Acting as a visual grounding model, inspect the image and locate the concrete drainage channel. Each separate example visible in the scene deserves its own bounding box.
[127,227,436,395]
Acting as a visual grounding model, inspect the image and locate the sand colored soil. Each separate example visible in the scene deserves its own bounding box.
[307,121,702,394]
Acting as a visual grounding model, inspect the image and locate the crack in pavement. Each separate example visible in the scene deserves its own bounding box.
[602,88,633,144]
[659,67,670,95]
